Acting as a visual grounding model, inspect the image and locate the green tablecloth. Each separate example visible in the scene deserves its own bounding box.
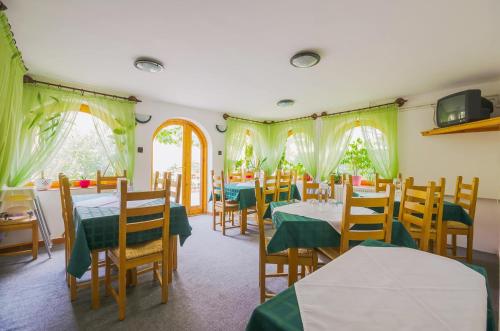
[354,192,473,226]
[67,194,192,278]
[210,184,301,211]
[267,201,417,254]
[247,240,496,331]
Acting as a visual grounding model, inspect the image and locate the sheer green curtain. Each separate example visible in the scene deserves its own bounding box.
[87,96,136,179]
[224,118,251,174]
[248,122,269,169]
[359,104,398,178]
[317,113,356,180]
[8,85,81,186]
[0,13,26,186]
[287,119,317,178]
[267,122,292,174]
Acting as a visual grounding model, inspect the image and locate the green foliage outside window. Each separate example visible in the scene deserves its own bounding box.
[339,138,374,178]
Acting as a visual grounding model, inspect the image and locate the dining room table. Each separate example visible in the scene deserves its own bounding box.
[66,193,192,309]
[247,240,496,331]
[211,182,301,234]
[269,200,417,285]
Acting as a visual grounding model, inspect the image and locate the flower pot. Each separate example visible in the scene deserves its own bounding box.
[352,175,362,186]
[79,179,91,188]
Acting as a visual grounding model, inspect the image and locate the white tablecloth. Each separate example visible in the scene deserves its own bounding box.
[295,246,487,331]
[272,201,375,234]
[74,196,157,209]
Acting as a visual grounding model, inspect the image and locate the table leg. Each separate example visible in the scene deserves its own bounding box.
[168,236,174,284]
[288,248,298,286]
[91,250,100,309]
[240,208,248,234]
[172,235,178,271]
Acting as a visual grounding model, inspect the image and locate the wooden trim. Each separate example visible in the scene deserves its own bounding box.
[152,119,208,215]
[0,236,64,254]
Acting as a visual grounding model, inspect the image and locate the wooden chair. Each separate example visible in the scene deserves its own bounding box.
[59,174,106,302]
[152,171,167,190]
[375,173,393,192]
[281,170,297,185]
[0,195,38,260]
[275,172,292,202]
[228,170,243,183]
[211,170,240,235]
[317,184,395,259]
[442,176,479,262]
[105,179,171,320]
[301,174,324,201]
[153,171,182,204]
[328,174,336,200]
[399,179,442,252]
[255,178,318,303]
[342,174,353,185]
[96,170,127,193]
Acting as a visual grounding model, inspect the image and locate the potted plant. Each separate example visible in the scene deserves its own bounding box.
[79,175,91,188]
[340,138,372,186]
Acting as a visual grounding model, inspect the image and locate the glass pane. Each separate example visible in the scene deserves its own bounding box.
[153,125,184,203]
[191,131,201,206]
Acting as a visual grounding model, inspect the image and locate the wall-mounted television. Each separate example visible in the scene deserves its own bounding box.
[436,89,493,127]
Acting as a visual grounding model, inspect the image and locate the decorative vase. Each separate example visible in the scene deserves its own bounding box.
[352,175,362,186]
[34,178,52,191]
[79,179,91,188]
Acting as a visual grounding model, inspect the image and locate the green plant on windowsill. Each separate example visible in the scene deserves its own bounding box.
[340,138,373,177]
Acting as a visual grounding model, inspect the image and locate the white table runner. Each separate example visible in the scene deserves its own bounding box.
[295,246,487,331]
[272,201,375,234]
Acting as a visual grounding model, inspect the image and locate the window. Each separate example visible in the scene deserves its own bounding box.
[278,134,305,175]
[336,126,378,179]
[39,111,117,180]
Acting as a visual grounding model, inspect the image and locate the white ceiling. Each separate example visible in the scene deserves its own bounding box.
[5,0,500,119]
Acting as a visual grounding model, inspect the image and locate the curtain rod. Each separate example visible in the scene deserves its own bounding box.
[222,97,406,124]
[23,75,142,103]
[2,3,29,71]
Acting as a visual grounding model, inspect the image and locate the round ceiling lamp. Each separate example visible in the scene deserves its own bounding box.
[290,51,320,68]
[134,58,164,73]
[277,99,295,107]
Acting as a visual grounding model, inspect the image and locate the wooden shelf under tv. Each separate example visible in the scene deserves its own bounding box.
[421,117,500,136]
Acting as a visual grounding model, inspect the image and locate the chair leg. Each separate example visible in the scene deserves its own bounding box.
[104,253,111,297]
[222,211,226,236]
[91,250,100,309]
[161,251,169,304]
[153,262,159,281]
[300,265,306,278]
[277,264,284,273]
[118,267,127,321]
[451,234,457,256]
[466,228,474,263]
[69,275,77,301]
[212,209,216,230]
[32,222,38,260]
[259,261,266,303]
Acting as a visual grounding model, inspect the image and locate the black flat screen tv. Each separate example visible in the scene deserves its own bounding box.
[436,89,493,127]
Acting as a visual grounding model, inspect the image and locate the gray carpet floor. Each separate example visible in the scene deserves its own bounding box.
[0,214,498,331]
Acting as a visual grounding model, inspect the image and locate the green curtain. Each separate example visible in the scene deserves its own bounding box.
[8,84,137,186]
[267,122,293,174]
[317,113,356,180]
[86,95,136,180]
[8,85,81,186]
[248,122,270,171]
[0,12,27,186]
[224,118,252,174]
[287,119,317,178]
[359,104,399,178]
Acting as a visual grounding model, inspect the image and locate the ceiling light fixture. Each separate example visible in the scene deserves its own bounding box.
[290,51,320,68]
[277,99,295,107]
[134,58,164,73]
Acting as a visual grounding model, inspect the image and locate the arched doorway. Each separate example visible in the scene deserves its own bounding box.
[153,119,207,215]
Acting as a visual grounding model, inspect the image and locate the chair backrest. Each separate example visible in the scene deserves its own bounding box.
[329,175,336,200]
[281,170,297,185]
[342,174,353,185]
[153,171,167,190]
[275,172,292,202]
[118,179,170,261]
[340,184,395,253]
[228,170,243,183]
[375,173,393,192]
[453,176,479,220]
[59,174,75,250]
[398,179,437,252]
[169,173,182,204]
[406,176,446,226]
[211,170,226,205]
[96,170,127,193]
[302,174,322,201]
[254,179,268,258]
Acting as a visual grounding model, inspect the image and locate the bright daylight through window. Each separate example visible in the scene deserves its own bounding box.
[39,111,117,180]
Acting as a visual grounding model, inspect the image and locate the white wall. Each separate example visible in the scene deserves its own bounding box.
[0,100,226,247]
[398,79,500,254]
